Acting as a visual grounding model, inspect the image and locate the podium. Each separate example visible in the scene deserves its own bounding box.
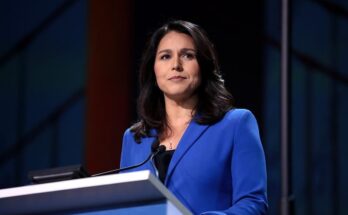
[0,170,192,215]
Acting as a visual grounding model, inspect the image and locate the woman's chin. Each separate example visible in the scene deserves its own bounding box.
[164,92,197,104]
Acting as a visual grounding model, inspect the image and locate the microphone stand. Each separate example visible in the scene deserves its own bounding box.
[92,145,166,177]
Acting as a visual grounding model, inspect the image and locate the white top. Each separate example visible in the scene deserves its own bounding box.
[0,170,192,215]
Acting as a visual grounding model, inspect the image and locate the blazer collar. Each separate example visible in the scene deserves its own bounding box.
[164,120,209,185]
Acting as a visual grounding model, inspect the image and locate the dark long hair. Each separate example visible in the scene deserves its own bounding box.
[131,20,234,142]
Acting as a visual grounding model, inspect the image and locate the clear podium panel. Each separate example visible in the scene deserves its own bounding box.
[0,170,192,215]
[73,200,184,215]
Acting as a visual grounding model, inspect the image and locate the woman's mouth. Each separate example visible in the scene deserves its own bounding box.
[169,76,186,80]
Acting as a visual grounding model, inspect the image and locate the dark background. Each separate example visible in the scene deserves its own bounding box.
[0,0,347,214]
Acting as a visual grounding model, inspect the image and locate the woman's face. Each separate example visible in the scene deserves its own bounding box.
[154,31,201,102]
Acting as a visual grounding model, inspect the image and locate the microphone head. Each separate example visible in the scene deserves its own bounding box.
[158,145,166,152]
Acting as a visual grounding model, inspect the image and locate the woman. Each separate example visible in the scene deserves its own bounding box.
[120,20,268,214]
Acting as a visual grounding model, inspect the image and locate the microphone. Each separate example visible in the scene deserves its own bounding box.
[92,139,166,177]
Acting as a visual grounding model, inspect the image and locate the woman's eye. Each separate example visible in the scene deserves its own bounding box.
[160,54,171,60]
[182,53,196,60]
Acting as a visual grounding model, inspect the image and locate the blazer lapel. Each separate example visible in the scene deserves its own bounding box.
[165,121,210,185]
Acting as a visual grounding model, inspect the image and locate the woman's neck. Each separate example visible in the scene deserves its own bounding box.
[164,95,197,128]
[159,95,196,149]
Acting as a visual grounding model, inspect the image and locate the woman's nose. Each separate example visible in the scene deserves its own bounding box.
[172,57,183,71]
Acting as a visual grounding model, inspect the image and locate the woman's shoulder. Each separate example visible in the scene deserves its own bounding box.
[123,127,133,137]
[218,108,261,140]
[123,123,157,143]
[217,108,259,130]
[223,108,256,121]
[122,127,134,144]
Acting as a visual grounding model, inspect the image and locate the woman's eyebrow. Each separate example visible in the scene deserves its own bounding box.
[180,48,196,52]
[157,49,172,55]
[157,48,196,55]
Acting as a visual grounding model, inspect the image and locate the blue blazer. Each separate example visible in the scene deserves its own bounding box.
[120,109,268,214]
